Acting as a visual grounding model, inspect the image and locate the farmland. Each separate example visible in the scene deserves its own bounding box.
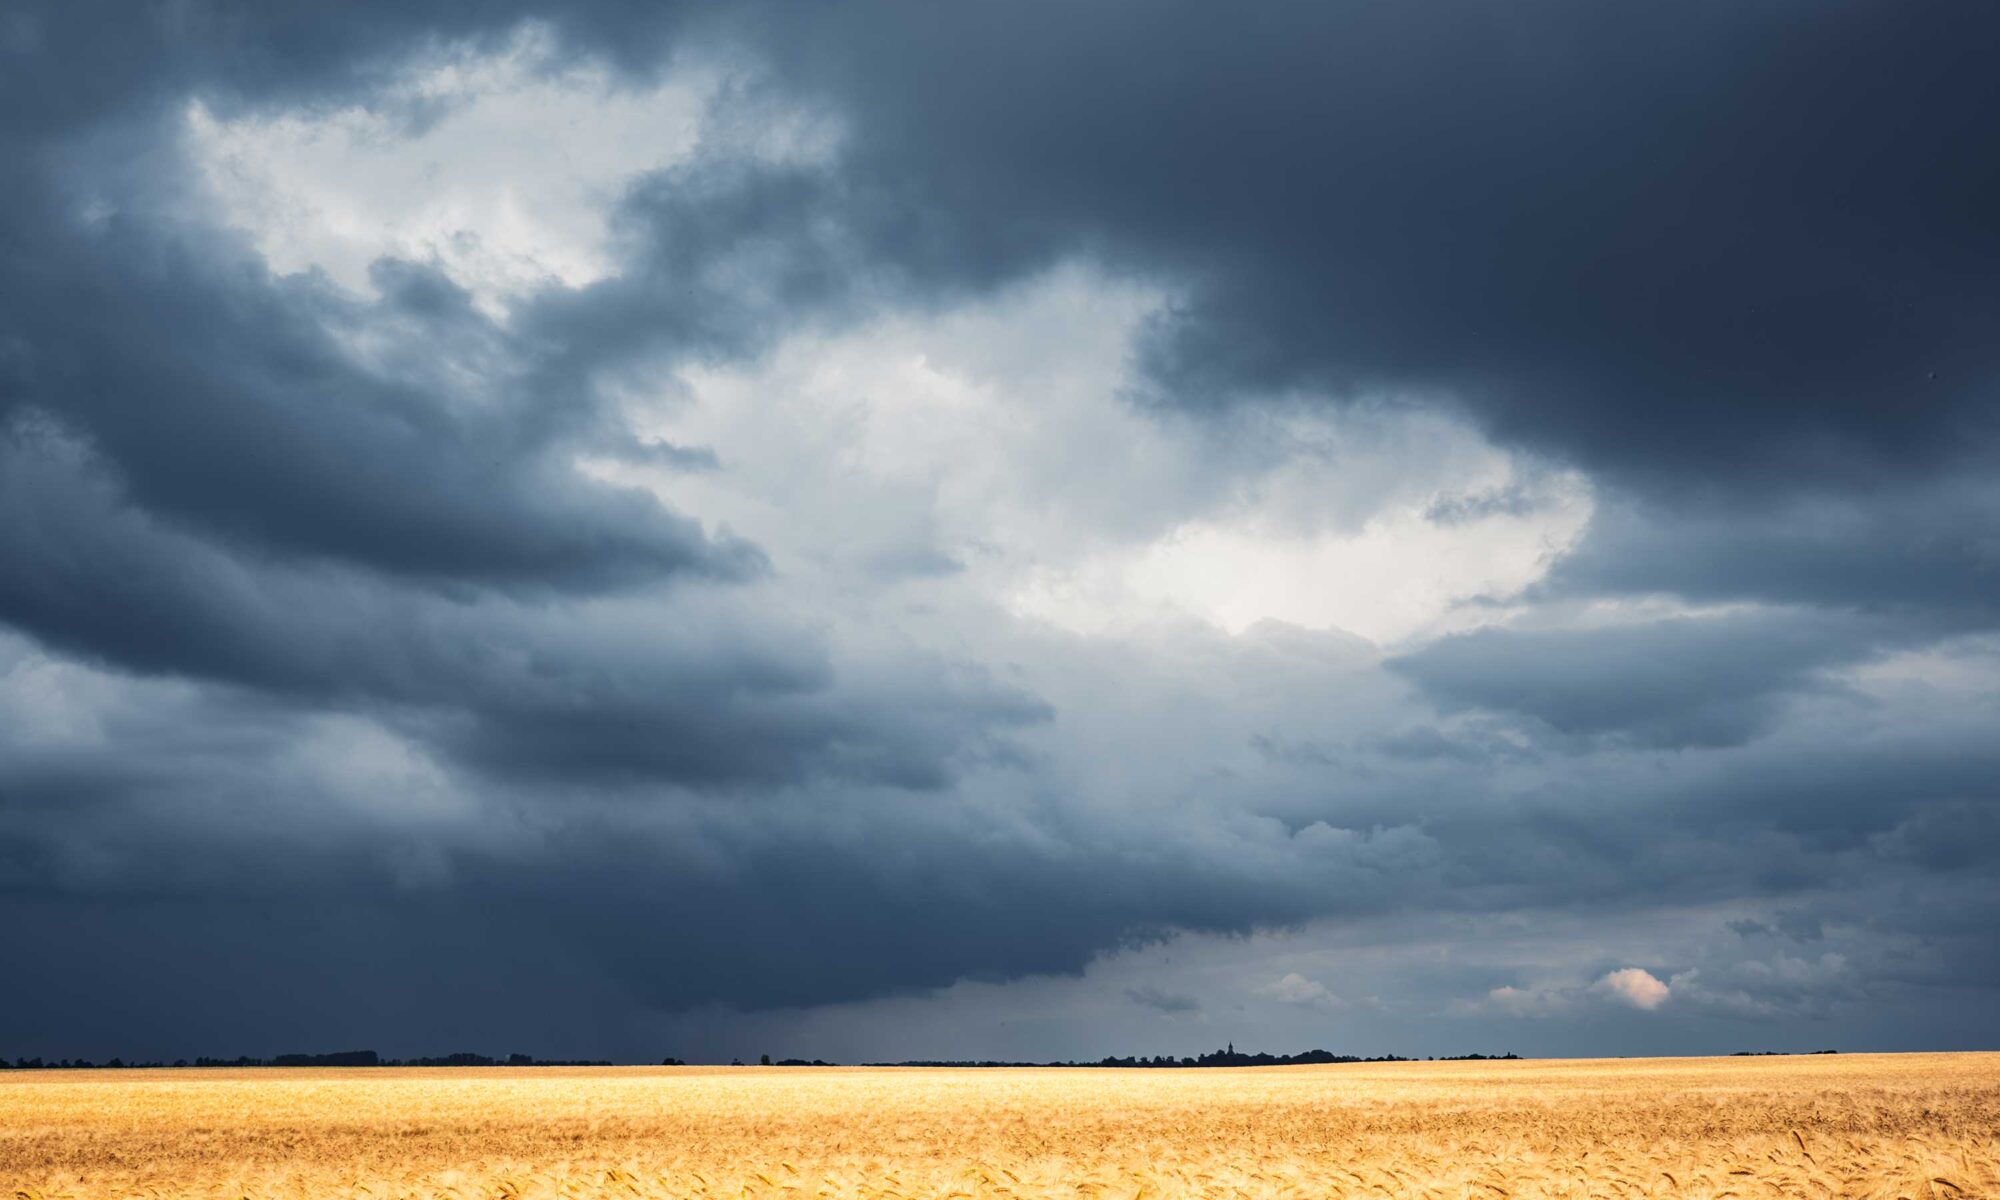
[4,1053,1996,1199]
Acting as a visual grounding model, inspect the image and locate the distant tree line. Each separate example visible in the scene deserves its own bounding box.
[7,1045,1534,1070]
[2,1050,611,1069]
[869,1047,1522,1067]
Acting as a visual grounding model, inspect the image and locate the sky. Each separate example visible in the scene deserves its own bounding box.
[1,1,1997,1065]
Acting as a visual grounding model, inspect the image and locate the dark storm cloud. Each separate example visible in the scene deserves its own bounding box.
[0,415,1041,789]
[1548,489,2000,619]
[717,0,2000,495]
[0,2,686,141]
[0,2,1065,1056]
[1,0,1998,1060]
[1386,613,1890,748]
[6,637,1992,1049]
[0,1,1053,796]
[0,654,1431,1027]
[1,222,758,590]
[22,2,2000,498]
[613,0,2000,644]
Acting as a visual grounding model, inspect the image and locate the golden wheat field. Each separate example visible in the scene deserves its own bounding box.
[3,1053,1997,1200]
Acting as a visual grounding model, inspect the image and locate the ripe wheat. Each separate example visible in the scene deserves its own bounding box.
[4,1052,1996,1199]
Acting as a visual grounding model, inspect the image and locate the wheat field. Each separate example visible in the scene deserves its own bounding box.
[3,1053,1996,1199]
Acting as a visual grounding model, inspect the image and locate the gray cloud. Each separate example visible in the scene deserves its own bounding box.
[1126,986,1200,1015]
[1386,613,1889,749]
[3,152,756,593]
[1547,489,2000,622]
[0,416,1042,790]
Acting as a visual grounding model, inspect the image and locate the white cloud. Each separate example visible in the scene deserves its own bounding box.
[1594,967,1671,1010]
[600,265,1590,648]
[1255,972,1341,1008]
[183,26,831,316]
[1473,966,1671,1017]
[1086,487,1590,643]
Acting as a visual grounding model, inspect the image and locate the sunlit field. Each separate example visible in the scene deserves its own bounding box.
[5,1053,1997,1199]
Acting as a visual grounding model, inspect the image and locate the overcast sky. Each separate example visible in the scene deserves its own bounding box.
[2,2,1997,1064]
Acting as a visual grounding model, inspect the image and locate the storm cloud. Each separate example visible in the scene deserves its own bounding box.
[1,1,1996,1063]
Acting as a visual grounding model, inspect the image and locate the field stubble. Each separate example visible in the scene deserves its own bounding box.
[3,1053,1996,1199]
